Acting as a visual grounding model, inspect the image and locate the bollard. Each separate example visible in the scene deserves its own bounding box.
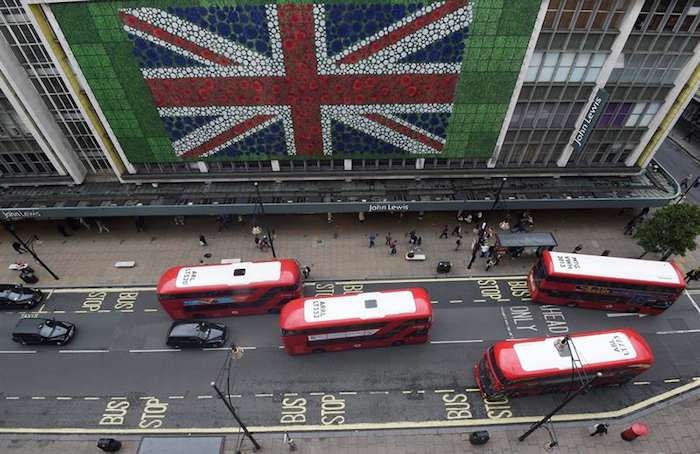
[621,422,649,441]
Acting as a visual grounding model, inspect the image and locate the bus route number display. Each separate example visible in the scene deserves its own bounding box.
[609,334,632,357]
[179,268,198,286]
[556,255,580,271]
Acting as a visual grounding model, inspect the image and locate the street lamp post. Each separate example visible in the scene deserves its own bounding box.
[253,182,277,258]
[211,381,261,452]
[1,221,59,280]
[467,177,507,270]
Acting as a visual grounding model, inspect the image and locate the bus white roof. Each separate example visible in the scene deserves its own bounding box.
[513,331,638,372]
[303,291,417,323]
[175,261,281,288]
[547,252,681,285]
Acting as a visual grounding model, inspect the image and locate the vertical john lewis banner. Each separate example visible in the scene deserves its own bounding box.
[572,89,610,153]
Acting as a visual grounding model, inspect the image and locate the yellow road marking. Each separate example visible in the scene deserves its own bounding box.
[49,287,156,293]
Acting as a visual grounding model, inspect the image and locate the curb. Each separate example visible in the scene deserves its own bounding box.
[667,135,700,167]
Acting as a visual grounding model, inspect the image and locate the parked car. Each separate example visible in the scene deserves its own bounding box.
[166,321,227,348]
[12,318,76,346]
[0,284,43,310]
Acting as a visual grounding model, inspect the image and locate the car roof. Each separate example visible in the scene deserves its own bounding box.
[13,318,51,334]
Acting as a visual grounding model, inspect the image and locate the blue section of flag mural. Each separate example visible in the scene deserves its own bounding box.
[168,6,273,57]
[395,112,451,138]
[128,35,206,68]
[161,116,219,142]
[331,120,404,155]
[324,3,423,56]
[218,121,288,158]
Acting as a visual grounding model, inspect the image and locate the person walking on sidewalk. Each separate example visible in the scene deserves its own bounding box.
[485,257,496,271]
[385,233,392,246]
[11,242,25,254]
[685,267,700,282]
[302,265,311,279]
[95,219,110,233]
[439,225,449,239]
[199,234,208,247]
[589,423,609,437]
[451,225,462,238]
[389,241,397,256]
[681,174,692,191]
[454,238,462,251]
[368,233,376,248]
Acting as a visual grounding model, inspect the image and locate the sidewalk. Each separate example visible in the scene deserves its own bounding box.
[1,209,698,288]
[1,392,699,453]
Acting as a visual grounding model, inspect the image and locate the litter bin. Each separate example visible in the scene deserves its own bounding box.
[97,438,122,452]
[437,261,452,273]
[19,269,38,284]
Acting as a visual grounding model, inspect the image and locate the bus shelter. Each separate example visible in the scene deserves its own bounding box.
[494,232,558,258]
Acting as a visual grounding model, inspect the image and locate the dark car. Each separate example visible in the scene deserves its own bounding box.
[0,284,43,310]
[166,321,227,348]
[12,318,76,346]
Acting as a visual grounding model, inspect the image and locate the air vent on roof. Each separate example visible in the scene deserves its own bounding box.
[364,299,378,309]
[233,268,246,276]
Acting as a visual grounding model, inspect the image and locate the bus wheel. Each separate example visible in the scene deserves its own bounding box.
[392,341,405,347]
[312,348,326,354]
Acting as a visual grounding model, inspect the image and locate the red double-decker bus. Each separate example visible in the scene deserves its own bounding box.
[157,259,302,319]
[474,328,654,398]
[528,251,685,314]
[280,288,432,355]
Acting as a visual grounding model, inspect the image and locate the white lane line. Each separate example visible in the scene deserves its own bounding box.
[45,290,54,300]
[52,310,66,314]
[139,396,155,400]
[59,350,109,354]
[278,346,285,349]
[402,391,412,394]
[74,310,88,314]
[656,329,700,335]
[255,393,273,398]
[227,394,242,398]
[241,346,257,350]
[84,397,100,401]
[633,381,650,385]
[465,388,481,393]
[430,340,483,344]
[448,300,463,304]
[430,300,439,305]
[520,297,532,301]
[144,309,159,312]
[50,287,156,293]
[473,299,486,303]
[309,392,324,396]
[197,395,213,399]
[120,309,134,313]
[0,350,36,354]
[369,391,389,395]
[339,391,357,395]
[417,390,425,394]
[686,290,700,317]
[129,349,179,353]
[606,313,647,318]
[283,393,298,397]
[664,378,681,383]
[31,397,45,400]
[56,397,72,401]
[434,389,455,394]
[168,396,184,399]
[110,397,127,400]
[5,397,19,400]
[97,310,111,313]
[202,347,229,351]
[500,306,514,339]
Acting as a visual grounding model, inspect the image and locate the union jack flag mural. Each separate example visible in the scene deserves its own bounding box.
[118,1,474,159]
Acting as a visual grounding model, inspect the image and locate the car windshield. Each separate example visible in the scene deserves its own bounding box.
[39,321,56,337]
[197,323,210,339]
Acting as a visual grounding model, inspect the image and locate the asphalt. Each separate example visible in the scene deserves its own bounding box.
[1,130,700,452]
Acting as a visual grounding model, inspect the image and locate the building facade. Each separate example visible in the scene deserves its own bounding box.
[0,0,697,215]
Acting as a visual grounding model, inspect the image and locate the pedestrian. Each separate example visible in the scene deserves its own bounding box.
[368,233,376,248]
[480,241,490,257]
[174,216,185,226]
[135,216,146,232]
[485,257,496,271]
[623,218,637,235]
[455,238,462,251]
[11,241,25,254]
[681,175,692,191]
[390,241,397,255]
[451,225,462,238]
[302,265,311,279]
[385,233,392,246]
[589,423,609,437]
[79,217,92,230]
[439,225,449,239]
[199,234,208,247]
[56,223,71,237]
[95,219,110,233]
[261,236,270,251]
[685,267,700,282]
[572,244,583,254]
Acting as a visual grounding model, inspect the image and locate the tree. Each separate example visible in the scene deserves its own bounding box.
[634,204,700,260]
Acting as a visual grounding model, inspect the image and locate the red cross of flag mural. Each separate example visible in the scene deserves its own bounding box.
[49,1,540,163]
